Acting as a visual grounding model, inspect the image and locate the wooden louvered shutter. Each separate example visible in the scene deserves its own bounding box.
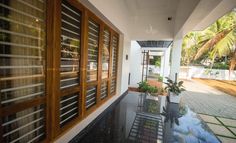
[59,0,81,127]
[85,18,100,110]
[0,0,46,142]
[100,28,110,100]
[110,35,118,95]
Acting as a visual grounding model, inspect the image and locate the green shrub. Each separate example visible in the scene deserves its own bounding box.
[138,81,158,94]
[138,81,150,92]
[147,86,158,94]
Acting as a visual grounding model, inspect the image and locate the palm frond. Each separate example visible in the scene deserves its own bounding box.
[194,28,232,60]
[212,29,235,57]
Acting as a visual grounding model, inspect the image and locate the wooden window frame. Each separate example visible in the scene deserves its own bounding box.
[0,0,120,142]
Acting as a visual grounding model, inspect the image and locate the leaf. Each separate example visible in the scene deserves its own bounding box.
[178,81,184,86]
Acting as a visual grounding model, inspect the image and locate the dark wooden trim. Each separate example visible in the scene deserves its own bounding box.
[46,0,53,140]
[61,86,81,97]
[102,78,109,82]
[0,56,2,141]
[97,23,104,104]
[108,30,113,97]
[80,9,88,118]
[1,97,45,117]
[114,34,119,95]
[46,0,62,139]
[68,0,85,11]
[86,81,98,86]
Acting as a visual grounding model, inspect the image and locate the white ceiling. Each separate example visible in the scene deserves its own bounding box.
[124,0,178,16]
[124,0,180,40]
[82,0,236,41]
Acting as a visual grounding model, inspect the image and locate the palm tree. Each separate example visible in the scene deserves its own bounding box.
[189,10,236,71]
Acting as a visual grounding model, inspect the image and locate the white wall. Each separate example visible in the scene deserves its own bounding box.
[120,36,131,93]
[130,41,142,86]
[83,0,131,36]
[180,66,236,80]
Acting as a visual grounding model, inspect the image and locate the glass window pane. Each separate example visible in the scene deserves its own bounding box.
[86,86,97,109]
[60,93,79,127]
[2,104,45,143]
[87,19,99,82]
[60,0,81,89]
[0,0,46,106]
[102,29,110,79]
[100,81,108,99]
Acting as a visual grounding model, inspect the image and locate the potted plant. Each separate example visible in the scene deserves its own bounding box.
[146,86,159,101]
[147,86,158,96]
[137,81,150,93]
[164,77,185,103]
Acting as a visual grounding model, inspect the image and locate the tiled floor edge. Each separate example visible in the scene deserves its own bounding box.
[215,116,236,137]
[198,112,236,120]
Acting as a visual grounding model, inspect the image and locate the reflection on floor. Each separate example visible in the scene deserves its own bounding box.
[127,113,163,143]
[70,92,163,143]
[199,113,236,143]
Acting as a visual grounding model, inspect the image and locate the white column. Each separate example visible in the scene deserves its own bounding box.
[117,35,131,94]
[163,48,171,82]
[170,38,183,81]
[160,55,164,76]
[130,41,142,86]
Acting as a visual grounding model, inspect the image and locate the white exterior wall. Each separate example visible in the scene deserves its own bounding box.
[180,66,236,80]
[129,41,142,86]
[120,36,131,93]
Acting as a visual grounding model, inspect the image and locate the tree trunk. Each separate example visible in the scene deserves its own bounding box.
[194,29,231,60]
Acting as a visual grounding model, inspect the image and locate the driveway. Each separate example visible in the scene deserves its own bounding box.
[182,79,236,119]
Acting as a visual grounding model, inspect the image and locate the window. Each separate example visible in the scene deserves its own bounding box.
[0,0,46,142]
[102,29,110,79]
[87,19,99,82]
[59,0,81,127]
[60,0,81,90]
[111,35,118,95]
[0,0,119,141]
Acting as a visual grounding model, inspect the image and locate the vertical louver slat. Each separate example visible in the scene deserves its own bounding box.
[60,0,81,89]
[86,86,97,109]
[0,0,46,142]
[100,81,108,99]
[102,29,110,79]
[59,93,79,127]
[110,36,118,95]
[2,105,45,143]
[87,19,99,82]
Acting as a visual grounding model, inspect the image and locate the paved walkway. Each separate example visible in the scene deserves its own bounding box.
[182,80,236,119]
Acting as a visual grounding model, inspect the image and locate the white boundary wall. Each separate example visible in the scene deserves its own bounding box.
[180,66,236,80]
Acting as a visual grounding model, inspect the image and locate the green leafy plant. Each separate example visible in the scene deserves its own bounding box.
[138,81,150,92]
[138,81,159,95]
[164,77,185,95]
[157,74,163,82]
[147,86,158,94]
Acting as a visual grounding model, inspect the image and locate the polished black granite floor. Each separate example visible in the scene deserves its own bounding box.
[70,92,220,143]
